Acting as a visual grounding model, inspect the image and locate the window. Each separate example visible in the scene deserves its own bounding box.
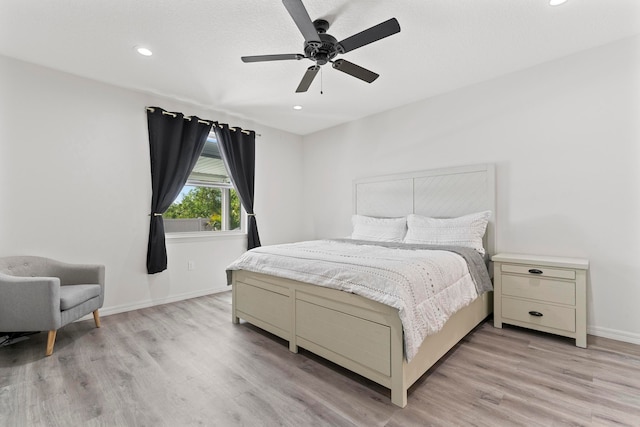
[163,133,244,234]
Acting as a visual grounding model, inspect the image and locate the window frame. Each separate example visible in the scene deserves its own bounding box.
[164,135,247,239]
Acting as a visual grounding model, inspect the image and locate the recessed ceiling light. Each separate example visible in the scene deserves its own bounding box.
[136,46,153,57]
[293,105,303,110]
[549,0,567,6]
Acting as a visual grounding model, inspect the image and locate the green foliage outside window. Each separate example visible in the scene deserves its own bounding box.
[164,186,241,231]
[229,189,241,230]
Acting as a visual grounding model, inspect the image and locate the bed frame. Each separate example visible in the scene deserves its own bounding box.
[231,164,496,407]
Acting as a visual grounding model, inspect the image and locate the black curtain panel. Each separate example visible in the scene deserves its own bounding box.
[146,107,212,274]
[214,123,261,250]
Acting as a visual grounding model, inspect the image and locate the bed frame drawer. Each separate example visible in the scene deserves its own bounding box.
[296,299,391,376]
[235,282,290,338]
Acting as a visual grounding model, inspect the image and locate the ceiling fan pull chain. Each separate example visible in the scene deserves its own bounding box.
[320,67,323,95]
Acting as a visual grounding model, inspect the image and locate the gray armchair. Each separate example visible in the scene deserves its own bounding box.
[0,256,105,356]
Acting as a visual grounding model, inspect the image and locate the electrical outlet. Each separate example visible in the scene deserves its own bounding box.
[188,261,195,271]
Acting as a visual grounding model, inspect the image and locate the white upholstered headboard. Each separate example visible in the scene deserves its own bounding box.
[353,164,496,256]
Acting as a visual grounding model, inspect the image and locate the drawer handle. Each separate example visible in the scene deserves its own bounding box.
[528,269,543,275]
[528,311,543,317]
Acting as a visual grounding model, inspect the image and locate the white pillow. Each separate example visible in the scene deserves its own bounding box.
[404,211,491,255]
[351,215,407,243]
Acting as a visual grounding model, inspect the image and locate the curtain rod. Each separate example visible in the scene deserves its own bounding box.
[145,107,260,136]
[146,107,211,125]
[226,125,261,136]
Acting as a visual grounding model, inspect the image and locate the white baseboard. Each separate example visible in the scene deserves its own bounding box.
[78,287,231,321]
[588,325,640,346]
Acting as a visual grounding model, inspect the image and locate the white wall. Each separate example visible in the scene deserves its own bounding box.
[302,35,640,344]
[0,55,305,316]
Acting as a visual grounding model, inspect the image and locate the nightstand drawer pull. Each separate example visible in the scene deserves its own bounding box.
[528,311,543,317]
[528,269,543,275]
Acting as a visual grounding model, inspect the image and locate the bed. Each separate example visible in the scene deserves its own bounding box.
[228,164,496,407]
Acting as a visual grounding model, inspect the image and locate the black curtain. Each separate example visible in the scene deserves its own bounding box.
[147,107,212,274]
[214,123,261,250]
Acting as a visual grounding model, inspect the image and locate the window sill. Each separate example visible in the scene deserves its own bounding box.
[165,231,247,244]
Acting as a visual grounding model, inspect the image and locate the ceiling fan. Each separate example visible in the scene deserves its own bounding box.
[241,0,401,93]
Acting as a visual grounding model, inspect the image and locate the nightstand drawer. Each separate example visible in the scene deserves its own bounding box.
[501,264,575,280]
[502,275,575,305]
[502,297,576,332]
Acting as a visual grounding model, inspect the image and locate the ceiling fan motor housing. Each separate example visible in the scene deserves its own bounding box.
[305,33,339,65]
[304,19,340,65]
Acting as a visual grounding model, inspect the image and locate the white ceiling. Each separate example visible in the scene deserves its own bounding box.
[1,0,639,135]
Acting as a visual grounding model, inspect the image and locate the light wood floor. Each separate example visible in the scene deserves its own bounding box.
[1,292,639,426]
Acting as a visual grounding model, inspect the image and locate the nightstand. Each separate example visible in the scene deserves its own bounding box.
[492,253,589,348]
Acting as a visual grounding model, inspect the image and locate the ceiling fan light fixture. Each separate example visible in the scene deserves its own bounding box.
[293,105,303,110]
[549,0,567,6]
[136,46,153,56]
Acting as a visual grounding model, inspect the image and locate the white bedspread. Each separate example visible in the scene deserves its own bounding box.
[227,239,480,361]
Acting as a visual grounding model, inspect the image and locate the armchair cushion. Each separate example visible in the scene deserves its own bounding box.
[59,285,102,310]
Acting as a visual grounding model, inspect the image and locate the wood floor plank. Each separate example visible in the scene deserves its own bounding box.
[1,291,639,426]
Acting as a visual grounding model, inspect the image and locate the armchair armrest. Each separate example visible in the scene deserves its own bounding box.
[46,260,105,286]
[46,260,105,308]
[0,273,61,331]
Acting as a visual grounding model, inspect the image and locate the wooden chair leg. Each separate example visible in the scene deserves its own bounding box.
[46,330,57,356]
[93,310,101,328]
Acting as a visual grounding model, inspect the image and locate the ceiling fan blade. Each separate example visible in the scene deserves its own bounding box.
[241,53,305,63]
[282,0,321,45]
[296,65,320,93]
[338,18,401,54]
[332,59,379,83]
